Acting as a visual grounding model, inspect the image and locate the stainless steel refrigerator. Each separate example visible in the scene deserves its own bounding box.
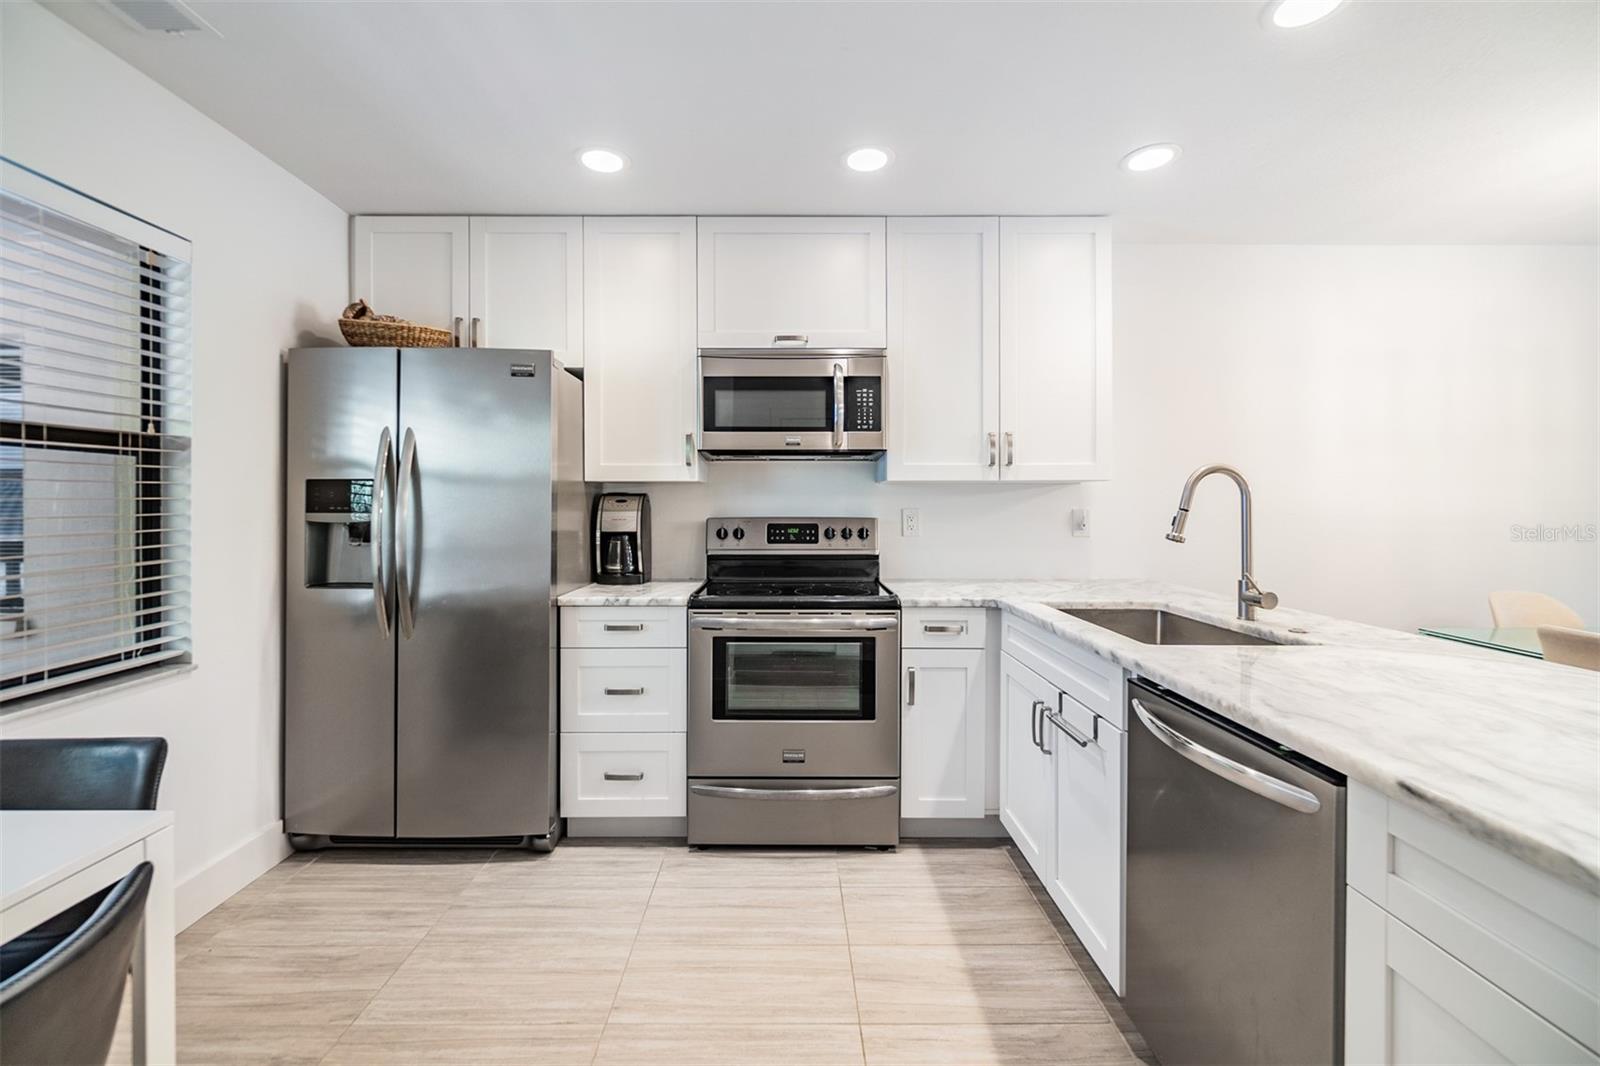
[284,348,587,848]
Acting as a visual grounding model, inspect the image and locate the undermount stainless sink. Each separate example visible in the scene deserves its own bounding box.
[1059,608,1291,647]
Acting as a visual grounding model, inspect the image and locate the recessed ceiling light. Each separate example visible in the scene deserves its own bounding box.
[1120,143,1182,173]
[1264,0,1345,29]
[579,148,627,174]
[844,147,892,173]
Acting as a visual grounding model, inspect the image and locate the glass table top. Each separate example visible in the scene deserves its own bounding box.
[1418,626,1546,658]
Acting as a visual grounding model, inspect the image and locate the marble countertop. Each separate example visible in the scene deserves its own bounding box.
[890,579,1600,894]
[558,581,702,606]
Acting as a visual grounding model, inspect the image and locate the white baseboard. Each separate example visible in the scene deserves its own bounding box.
[175,820,291,931]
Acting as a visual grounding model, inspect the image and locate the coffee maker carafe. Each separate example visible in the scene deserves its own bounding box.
[593,494,651,585]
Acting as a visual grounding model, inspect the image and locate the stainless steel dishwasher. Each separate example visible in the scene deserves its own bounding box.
[1124,678,1345,1066]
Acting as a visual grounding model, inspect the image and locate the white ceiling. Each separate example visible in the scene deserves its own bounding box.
[42,0,1599,242]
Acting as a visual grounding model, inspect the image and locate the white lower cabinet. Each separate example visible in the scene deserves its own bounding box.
[559,647,686,733]
[559,733,686,818]
[901,647,986,819]
[999,642,1126,993]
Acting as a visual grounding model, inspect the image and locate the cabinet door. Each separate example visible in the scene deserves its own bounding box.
[1046,697,1125,993]
[350,216,468,339]
[901,648,986,819]
[998,218,1111,481]
[698,217,886,348]
[582,217,701,482]
[998,653,1057,878]
[1346,889,1598,1065]
[468,217,583,363]
[884,218,1000,481]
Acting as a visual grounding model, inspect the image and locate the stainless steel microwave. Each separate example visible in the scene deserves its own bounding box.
[697,349,885,459]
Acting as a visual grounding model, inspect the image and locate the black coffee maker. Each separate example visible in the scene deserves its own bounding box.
[592,494,651,585]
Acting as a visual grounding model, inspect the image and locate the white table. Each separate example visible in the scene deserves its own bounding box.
[1,811,176,1065]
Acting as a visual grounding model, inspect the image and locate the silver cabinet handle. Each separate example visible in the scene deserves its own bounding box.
[691,615,897,632]
[603,623,646,632]
[1005,431,1015,467]
[773,334,808,347]
[470,316,481,347]
[1030,699,1045,752]
[395,426,418,638]
[604,770,645,782]
[690,783,897,802]
[604,687,645,696]
[922,623,965,635]
[1132,698,1321,814]
[988,432,997,468]
[1035,699,1053,755]
[370,427,394,640]
[907,667,916,706]
[1045,709,1092,748]
[452,316,463,347]
[832,363,845,450]
[684,431,694,467]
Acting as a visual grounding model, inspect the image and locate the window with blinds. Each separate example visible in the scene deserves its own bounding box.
[0,185,192,705]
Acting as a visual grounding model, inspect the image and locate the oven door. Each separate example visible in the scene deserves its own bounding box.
[689,611,899,778]
[699,353,885,454]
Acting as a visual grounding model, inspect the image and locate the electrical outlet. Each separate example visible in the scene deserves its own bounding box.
[901,508,921,537]
[1070,508,1091,538]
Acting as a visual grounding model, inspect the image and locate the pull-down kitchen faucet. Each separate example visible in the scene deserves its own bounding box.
[1166,464,1279,621]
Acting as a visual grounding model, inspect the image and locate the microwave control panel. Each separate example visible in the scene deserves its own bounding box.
[845,377,881,433]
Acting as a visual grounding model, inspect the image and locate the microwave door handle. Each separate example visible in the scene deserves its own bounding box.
[832,363,845,450]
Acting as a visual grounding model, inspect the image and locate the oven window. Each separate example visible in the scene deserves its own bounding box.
[703,377,833,432]
[712,637,875,721]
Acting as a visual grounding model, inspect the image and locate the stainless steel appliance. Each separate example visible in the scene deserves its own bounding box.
[592,493,650,585]
[284,347,587,850]
[1125,678,1345,1065]
[688,517,900,845]
[698,349,885,459]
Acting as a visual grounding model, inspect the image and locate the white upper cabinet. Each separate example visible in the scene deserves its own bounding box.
[697,217,887,348]
[583,217,702,482]
[467,217,583,364]
[998,218,1112,481]
[350,216,468,340]
[885,218,1001,481]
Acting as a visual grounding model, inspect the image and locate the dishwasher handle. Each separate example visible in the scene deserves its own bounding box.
[1131,698,1321,814]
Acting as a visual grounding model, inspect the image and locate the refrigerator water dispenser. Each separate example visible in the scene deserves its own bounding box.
[304,478,375,588]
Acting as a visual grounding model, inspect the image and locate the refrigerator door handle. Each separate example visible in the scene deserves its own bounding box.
[396,426,418,638]
[371,427,394,639]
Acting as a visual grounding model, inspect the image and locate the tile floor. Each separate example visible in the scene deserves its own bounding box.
[112,841,1152,1065]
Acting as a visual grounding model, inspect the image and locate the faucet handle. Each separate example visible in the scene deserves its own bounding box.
[1241,575,1278,611]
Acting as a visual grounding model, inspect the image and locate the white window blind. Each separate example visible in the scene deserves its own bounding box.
[0,183,192,705]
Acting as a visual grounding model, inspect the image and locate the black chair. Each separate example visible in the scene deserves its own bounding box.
[0,738,167,978]
[0,863,153,1066]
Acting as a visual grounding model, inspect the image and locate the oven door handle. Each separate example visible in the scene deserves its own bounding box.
[690,784,898,802]
[690,616,898,632]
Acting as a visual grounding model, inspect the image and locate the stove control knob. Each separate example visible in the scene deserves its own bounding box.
[823,526,836,541]
[840,526,853,540]
[715,526,728,541]
[732,527,745,541]
[857,526,871,541]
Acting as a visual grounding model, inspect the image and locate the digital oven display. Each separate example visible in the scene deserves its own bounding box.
[767,523,819,545]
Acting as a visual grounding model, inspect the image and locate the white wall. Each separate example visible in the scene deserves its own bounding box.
[0,2,348,926]
[622,244,1598,633]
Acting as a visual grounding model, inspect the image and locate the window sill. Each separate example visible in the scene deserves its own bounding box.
[0,661,197,725]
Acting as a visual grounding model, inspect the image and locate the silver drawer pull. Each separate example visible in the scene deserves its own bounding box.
[690,783,898,802]
[602,623,645,632]
[922,623,966,634]
[604,687,645,696]
[1045,709,1093,748]
[604,770,645,782]
[773,333,809,347]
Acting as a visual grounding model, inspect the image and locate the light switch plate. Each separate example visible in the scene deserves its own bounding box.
[901,508,921,537]
[1070,508,1090,537]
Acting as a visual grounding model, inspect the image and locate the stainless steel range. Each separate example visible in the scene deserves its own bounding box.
[687,517,900,847]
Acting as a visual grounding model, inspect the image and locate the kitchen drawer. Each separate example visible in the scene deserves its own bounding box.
[1002,615,1123,728]
[559,732,686,818]
[902,608,989,649]
[560,648,686,732]
[561,606,686,648]
[1348,781,1600,1053]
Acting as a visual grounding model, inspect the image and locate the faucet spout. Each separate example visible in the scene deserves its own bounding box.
[1165,464,1277,621]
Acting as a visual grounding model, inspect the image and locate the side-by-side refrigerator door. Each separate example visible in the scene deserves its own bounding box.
[394,349,554,837]
[285,348,398,838]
